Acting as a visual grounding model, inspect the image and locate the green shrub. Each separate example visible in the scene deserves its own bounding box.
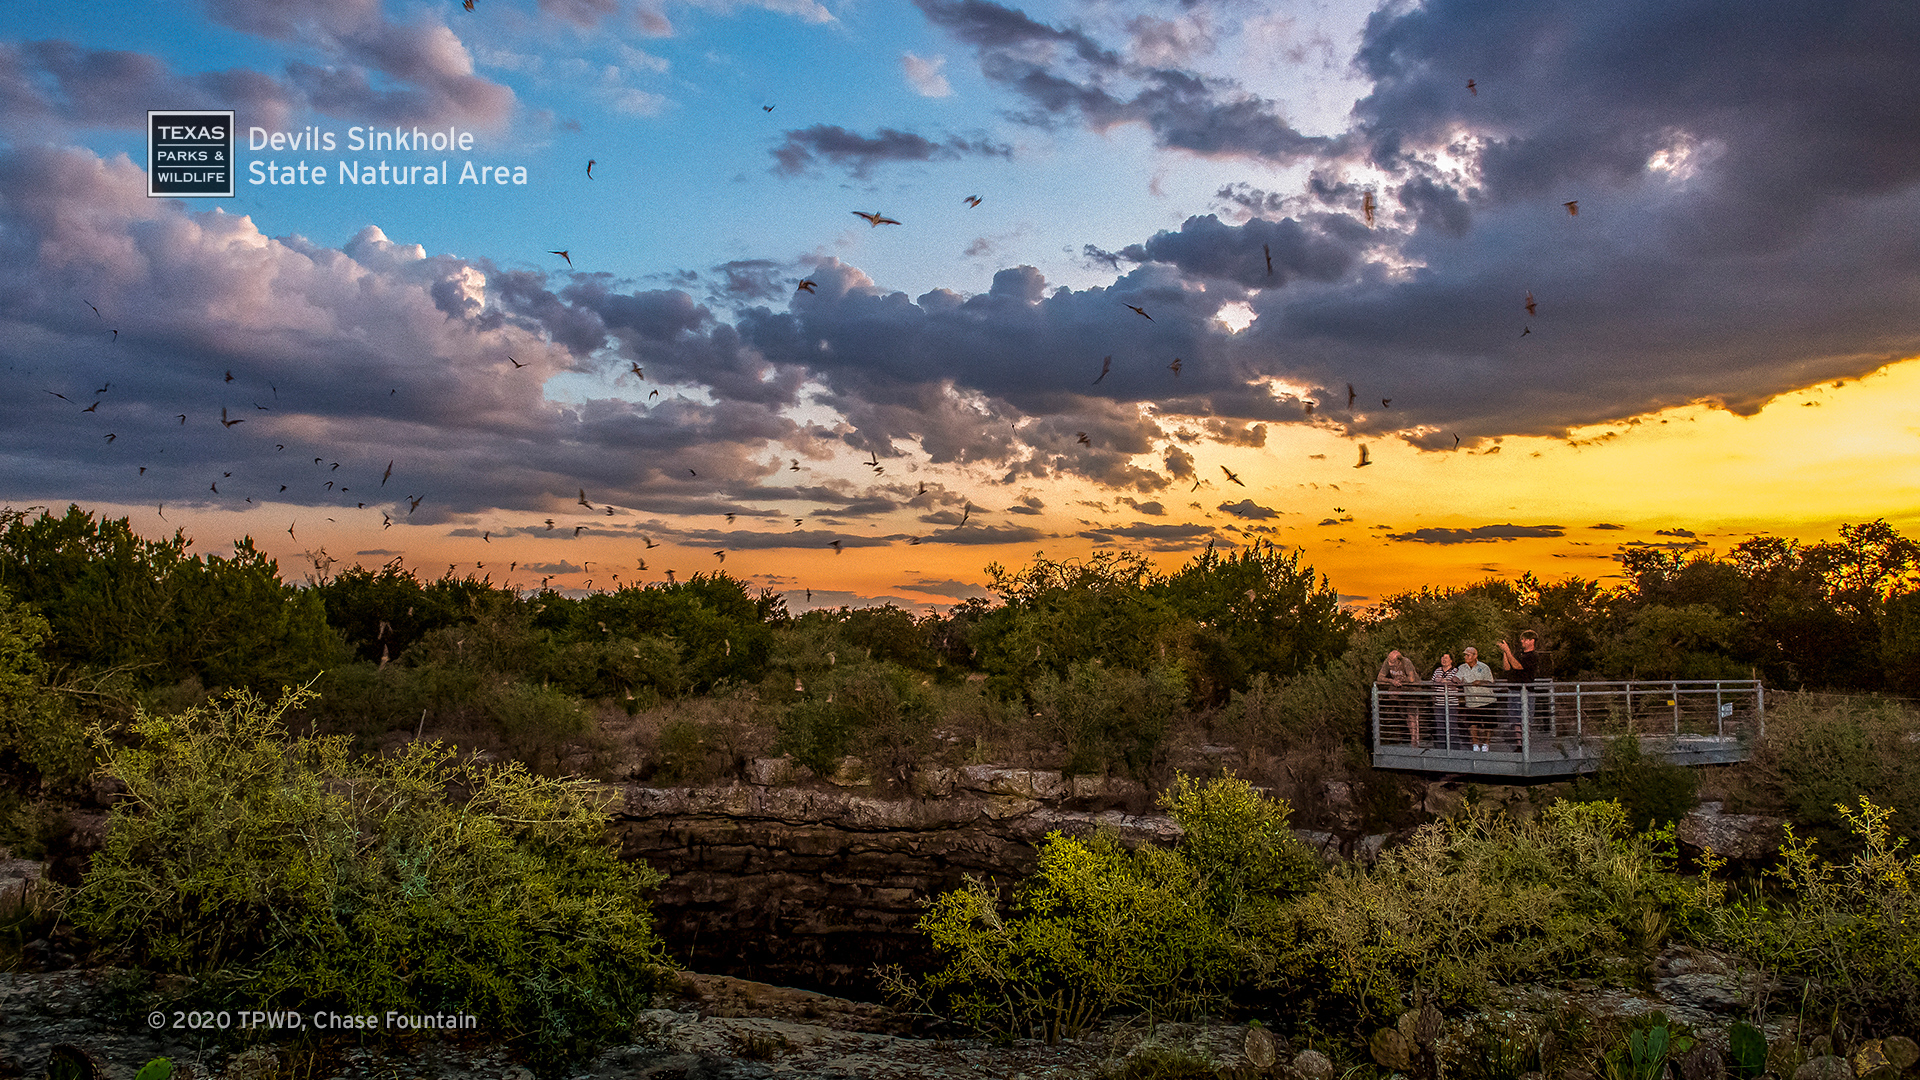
[1571,735,1699,831]
[886,776,1315,1039]
[485,681,592,767]
[67,687,673,1069]
[1274,800,1688,1021]
[1737,695,1920,851]
[1028,661,1186,778]
[1704,796,1920,1030]
[884,832,1233,1041]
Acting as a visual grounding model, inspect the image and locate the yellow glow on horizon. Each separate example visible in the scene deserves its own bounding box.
[48,356,1920,612]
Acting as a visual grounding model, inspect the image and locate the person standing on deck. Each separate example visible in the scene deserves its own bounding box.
[1376,649,1422,744]
[1429,652,1458,750]
[1498,631,1539,751]
[1455,647,1496,752]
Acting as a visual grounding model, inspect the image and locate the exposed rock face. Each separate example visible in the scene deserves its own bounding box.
[614,781,1186,994]
[1679,802,1787,862]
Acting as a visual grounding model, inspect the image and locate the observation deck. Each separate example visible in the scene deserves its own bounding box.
[1370,678,1764,778]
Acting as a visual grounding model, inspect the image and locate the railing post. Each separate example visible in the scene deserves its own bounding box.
[1756,682,1765,738]
[1371,683,1380,754]
[1576,683,1583,737]
[1716,682,1724,737]
[1672,680,1681,734]
[1521,687,1531,765]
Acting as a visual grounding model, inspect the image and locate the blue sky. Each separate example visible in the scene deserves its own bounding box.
[2,0,1917,607]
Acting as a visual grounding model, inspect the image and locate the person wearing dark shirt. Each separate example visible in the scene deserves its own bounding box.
[1498,631,1539,750]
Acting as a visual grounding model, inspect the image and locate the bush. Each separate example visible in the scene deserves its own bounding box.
[1704,796,1920,1030]
[1273,801,1689,1021]
[1571,735,1699,831]
[885,775,1316,1038]
[1028,661,1186,778]
[67,687,674,1069]
[1736,694,1920,852]
[885,832,1233,1041]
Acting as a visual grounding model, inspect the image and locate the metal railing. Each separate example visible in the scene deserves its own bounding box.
[1371,679,1765,776]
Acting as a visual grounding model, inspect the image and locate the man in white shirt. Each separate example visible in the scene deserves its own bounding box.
[1455,646,1496,752]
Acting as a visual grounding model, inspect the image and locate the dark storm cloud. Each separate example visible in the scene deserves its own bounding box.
[916,0,1333,163]
[1119,214,1362,290]
[1387,524,1567,545]
[914,523,1049,546]
[1590,523,1627,531]
[1078,522,1217,551]
[770,124,1012,178]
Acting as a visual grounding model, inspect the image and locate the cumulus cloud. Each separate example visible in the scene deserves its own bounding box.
[901,52,952,97]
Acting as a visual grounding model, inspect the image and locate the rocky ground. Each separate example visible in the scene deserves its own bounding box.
[0,947,1794,1080]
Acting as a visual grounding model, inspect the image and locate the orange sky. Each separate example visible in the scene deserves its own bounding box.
[71,354,1920,611]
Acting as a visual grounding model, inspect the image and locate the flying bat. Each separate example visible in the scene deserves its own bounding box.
[382,460,393,486]
[586,159,595,179]
[1221,465,1244,486]
[1346,383,1357,408]
[1264,244,1272,276]
[1564,201,1578,216]
[1356,445,1372,468]
[1364,191,1376,227]
[1093,355,1112,384]
[220,407,243,428]
[1124,303,1152,321]
[1525,291,1536,316]
[851,211,901,227]
[1467,79,1476,95]
[964,195,981,208]
[508,356,526,368]
[550,250,572,266]
[1169,358,1183,376]
[796,280,816,293]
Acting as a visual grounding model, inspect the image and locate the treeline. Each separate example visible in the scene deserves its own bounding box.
[1,505,1917,797]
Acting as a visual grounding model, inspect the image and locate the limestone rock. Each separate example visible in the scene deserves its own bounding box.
[0,855,46,907]
[958,766,1068,800]
[1678,802,1786,861]
[826,756,870,787]
[1358,833,1390,863]
[1793,1056,1854,1080]
[1245,1026,1277,1069]
[1676,1044,1725,1080]
[1293,1048,1334,1080]
[1292,829,1343,863]
[747,756,812,786]
[1883,1036,1918,1071]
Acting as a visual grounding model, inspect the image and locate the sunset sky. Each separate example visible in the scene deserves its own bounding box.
[3,0,1917,611]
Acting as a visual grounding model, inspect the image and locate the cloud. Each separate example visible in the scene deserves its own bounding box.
[896,577,993,600]
[771,124,1011,177]
[1590,523,1627,530]
[1656,528,1698,538]
[0,40,299,137]
[1077,521,1218,551]
[204,0,515,129]
[901,52,952,97]
[1218,499,1279,519]
[916,0,1334,163]
[1387,524,1567,545]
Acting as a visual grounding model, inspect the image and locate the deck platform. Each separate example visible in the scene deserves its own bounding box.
[1370,678,1764,777]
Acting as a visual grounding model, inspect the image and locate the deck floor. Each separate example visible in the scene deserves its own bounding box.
[1372,733,1752,777]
